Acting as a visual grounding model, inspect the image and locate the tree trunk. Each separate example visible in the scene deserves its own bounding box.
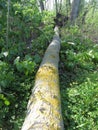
[59,0,63,13]
[55,0,58,15]
[82,9,88,24]
[39,0,44,12]
[70,0,81,24]
[21,26,64,130]
[44,0,55,11]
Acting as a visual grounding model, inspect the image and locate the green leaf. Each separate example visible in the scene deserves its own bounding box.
[34,54,41,63]
[4,100,10,106]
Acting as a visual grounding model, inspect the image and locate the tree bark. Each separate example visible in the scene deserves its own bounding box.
[70,0,81,24]
[55,0,58,15]
[39,0,44,12]
[59,0,62,12]
[21,26,64,130]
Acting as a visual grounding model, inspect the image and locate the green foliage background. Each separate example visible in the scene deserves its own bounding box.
[0,0,98,130]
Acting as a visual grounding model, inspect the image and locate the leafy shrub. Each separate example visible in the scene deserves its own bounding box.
[60,30,98,130]
[14,55,36,76]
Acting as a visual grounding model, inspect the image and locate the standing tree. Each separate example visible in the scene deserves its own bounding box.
[55,0,58,15]
[38,0,44,12]
[70,0,81,24]
[59,0,63,13]
[21,26,64,130]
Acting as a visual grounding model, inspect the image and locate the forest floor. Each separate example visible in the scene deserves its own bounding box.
[0,23,98,130]
[60,25,98,130]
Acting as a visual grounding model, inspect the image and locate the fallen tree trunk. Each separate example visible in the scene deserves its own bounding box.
[21,26,64,130]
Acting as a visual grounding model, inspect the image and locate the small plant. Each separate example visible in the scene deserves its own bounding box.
[14,55,36,76]
[60,30,98,130]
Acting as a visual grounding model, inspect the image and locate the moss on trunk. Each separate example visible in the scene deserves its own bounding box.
[21,27,64,130]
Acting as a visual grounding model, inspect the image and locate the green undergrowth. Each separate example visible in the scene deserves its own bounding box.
[0,5,98,128]
[1,0,98,130]
[0,8,54,130]
[0,25,98,129]
[0,0,55,128]
[60,28,98,130]
[0,35,53,130]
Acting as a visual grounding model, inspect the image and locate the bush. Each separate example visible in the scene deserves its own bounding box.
[60,28,98,130]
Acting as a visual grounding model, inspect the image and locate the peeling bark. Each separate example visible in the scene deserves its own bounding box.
[21,27,64,130]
